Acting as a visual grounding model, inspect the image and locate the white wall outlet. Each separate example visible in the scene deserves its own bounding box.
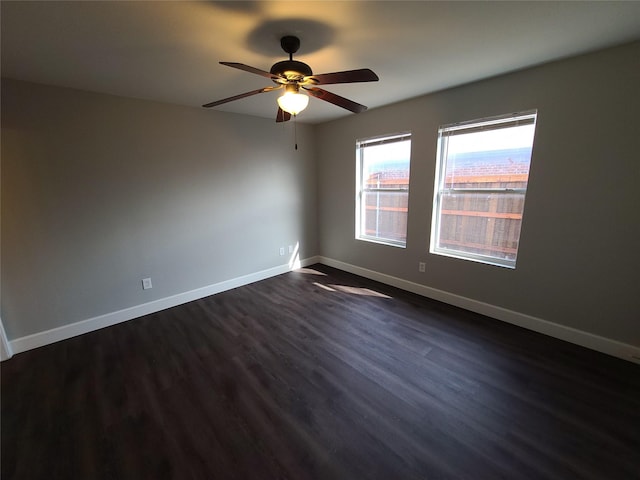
[279,247,285,256]
[288,245,293,254]
[418,262,426,273]
[142,278,153,290]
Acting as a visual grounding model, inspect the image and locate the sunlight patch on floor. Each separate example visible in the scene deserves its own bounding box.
[313,282,336,292]
[295,268,327,276]
[310,280,393,297]
[329,285,392,298]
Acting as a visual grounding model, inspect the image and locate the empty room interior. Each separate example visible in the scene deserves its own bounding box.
[2,2,639,479]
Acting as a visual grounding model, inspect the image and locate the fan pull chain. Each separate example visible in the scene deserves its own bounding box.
[294,114,298,150]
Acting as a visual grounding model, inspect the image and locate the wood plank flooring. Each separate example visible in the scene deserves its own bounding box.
[2,264,639,479]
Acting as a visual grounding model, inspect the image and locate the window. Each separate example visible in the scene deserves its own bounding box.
[356,133,412,247]
[430,111,537,268]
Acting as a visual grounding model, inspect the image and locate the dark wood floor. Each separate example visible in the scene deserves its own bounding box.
[2,264,639,479]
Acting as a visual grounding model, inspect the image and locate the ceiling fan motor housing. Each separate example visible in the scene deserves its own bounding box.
[270,60,313,81]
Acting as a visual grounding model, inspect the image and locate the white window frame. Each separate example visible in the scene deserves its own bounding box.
[356,132,412,248]
[430,110,537,268]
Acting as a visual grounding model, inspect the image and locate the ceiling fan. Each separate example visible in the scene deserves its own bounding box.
[202,35,379,122]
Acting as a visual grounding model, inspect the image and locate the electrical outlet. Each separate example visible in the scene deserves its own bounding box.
[418,262,426,273]
[142,278,153,290]
[279,247,285,256]
[288,245,293,254]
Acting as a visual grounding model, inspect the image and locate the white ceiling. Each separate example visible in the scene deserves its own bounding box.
[2,1,640,124]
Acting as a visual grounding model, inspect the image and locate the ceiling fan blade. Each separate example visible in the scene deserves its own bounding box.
[202,86,280,108]
[303,87,368,113]
[220,62,281,80]
[276,107,291,123]
[304,68,379,85]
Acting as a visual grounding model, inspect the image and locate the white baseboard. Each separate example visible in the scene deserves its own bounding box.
[318,256,640,364]
[8,256,321,356]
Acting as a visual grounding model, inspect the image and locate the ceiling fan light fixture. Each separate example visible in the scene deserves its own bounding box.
[277,84,309,115]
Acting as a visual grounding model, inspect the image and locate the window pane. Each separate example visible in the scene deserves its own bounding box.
[362,141,411,190]
[431,111,537,268]
[443,126,534,190]
[437,191,526,262]
[362,191,409,243]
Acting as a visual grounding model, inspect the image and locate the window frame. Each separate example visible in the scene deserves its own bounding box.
[430,110,537,268]
[356,132,412,248]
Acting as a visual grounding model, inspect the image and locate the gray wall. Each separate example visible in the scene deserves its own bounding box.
[1,79,318,339]
[316,42,640,346]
